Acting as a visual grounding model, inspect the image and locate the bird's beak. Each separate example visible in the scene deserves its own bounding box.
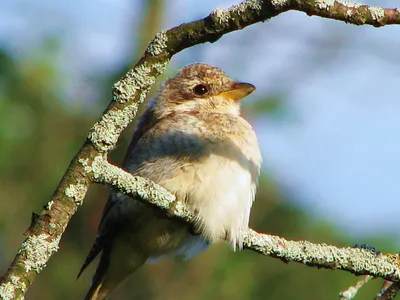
[218,82,255,102]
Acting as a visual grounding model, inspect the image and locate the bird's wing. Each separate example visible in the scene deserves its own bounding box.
[77,192,126,279]
[78,107,159,278]
[79,112,211,278]
[122,105,157,166]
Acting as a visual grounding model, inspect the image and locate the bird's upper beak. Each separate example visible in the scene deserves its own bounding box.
[218,82,255,102]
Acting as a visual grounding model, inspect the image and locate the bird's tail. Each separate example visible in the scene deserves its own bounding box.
[83,245,147,300]
[83,249,110,300]
[84,281,104,300]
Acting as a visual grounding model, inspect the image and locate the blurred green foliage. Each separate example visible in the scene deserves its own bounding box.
[0,3,397,299]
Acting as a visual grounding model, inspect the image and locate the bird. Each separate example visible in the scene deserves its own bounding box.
[78,63,262,300]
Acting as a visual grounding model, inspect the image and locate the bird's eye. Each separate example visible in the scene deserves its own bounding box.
[193,84,209,96]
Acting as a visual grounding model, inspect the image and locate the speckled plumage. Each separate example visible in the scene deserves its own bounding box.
[79,63,262,300]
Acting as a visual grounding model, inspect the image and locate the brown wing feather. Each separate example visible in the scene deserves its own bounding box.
[78,105,158,279]
[122,105,157,166]
[77,194,115,279]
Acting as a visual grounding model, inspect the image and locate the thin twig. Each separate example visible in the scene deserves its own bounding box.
[339,275,373,300]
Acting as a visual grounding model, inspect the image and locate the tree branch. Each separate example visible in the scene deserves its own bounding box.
[1,0,400,299]
[90,157,400,283]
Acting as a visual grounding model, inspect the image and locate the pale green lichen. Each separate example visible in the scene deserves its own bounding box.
[138,87,151,105]
[78,158,92,173]
[232,0,262,17]
[369,6,385,20]
[10,276,26,295]
[271,0,289,8]
[88,103,139,151]
[241,0,262,11]
[146,31,168,56]
[396,7,400,14]
[316,0,364,11]
[346,9,352,17]
[90,156,112,181]
[0,281,15,300]
[65,183,87,205]
[170,200,195,221]
[211,0,263,24]
[19,234,60,273]
[46,200,54,210]
[243,228,400,281]
[131,62,166,105]
[152,61,168,74]
[90,60,167,152]
[211,8,230,24]
[113,63,154,104]
[243,229,275,253]
[337,0,362,8]
[90,156,177,212]
[78,158,89,166]
[315,0,335,10]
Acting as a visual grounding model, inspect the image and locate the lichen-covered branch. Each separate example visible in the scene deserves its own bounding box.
[292,0,400,27]
[88,156,194,221]
[243,230,400,281]
[86,157,400,283]
[1,0,400,299]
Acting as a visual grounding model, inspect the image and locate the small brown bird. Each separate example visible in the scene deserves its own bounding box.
[78,63,262,299]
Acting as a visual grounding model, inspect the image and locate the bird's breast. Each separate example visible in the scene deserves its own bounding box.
[129,113,261,251]
[157,117,261,249]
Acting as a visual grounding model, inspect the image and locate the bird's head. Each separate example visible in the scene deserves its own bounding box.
[152,63,255,118]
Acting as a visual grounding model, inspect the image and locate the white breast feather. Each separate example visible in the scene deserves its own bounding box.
[160,136,261,252]
[191,154,256,249]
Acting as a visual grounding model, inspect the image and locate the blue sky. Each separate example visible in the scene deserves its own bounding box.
[2,0,400,238]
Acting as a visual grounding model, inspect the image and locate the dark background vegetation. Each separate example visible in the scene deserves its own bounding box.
[1,0,399,299]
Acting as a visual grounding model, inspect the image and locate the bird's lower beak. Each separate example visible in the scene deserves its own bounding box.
[218,82,255,102]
